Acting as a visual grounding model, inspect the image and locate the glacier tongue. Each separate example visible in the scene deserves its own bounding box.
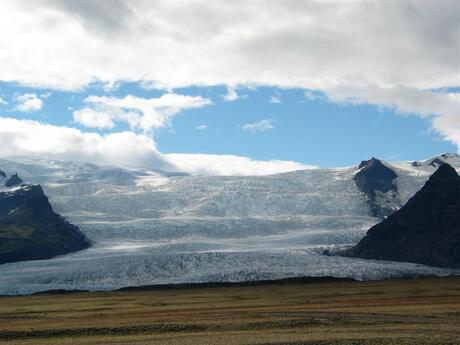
[0,155,459,295]
[0,247,456,295]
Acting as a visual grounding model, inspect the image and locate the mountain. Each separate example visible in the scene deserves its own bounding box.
[0,154,459,294]
[0,183,90,265]
[353,157,399,218]
[5,173,23,187]
[345,163,460,268]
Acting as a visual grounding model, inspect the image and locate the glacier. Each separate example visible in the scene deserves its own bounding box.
[0,153,459,295]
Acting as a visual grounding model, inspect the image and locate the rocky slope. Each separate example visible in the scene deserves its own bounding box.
[4,173,23,187]
[0,181,90,265]
[353,157,399,218]
[345,163,460,268]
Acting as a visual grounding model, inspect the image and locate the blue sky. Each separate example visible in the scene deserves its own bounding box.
[0,1,458,175]
[0,81,455,168]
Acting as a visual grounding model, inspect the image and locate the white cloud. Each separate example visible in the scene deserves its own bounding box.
[73,108,115,129]
[242,119,275,133]
[196,124,208,130]
[0,1,459,150]
[73,93,212,132]
[40,92,52,99]
[328,85,460,150]
[222,87,240,102]
[0,117,311,175]
[269,94,281,104]
[1,1,457,92]
[166,153,314,176]
[0,97,8,105]
[304,90,323,101]
[0,117,173,170]
[15,93,43,112]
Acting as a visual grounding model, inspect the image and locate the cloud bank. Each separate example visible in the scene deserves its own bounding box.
[327,85,460,150]
[165,153,313,176]
[2,1,457,92]
[0,0,458,169]
[0,117,311,175]
[0,117,172,170]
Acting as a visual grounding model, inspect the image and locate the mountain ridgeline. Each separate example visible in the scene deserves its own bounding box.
[0,154,459,294]
[5,173,23,187]
[353,158,399,218]
[0,172,90,265]
[346,163,460,268]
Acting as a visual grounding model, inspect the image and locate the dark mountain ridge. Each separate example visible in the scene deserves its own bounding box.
[0,180,90,265]
[354,157,399,218]
[345,163,460,268]
[4,173,23,187]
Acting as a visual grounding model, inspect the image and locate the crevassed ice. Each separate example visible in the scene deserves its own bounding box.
[0,155,459,295]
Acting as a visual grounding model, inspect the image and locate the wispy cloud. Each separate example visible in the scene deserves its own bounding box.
[196,124,208,130]
[304,90,323,101]
[221,87,244,102]
[0,97,8,105]
[242,119,275,133]
[269,93,282,104]
[73,93,212,132]
[14,93,43,112]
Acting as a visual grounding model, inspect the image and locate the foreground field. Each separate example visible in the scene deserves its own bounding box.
[1,277,459,345]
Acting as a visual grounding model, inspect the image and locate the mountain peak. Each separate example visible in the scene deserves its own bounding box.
[440,152,459,159]
[5,173,23,187]
[409,153,459,169]
[346,163,460,268]
[354,157,399,218]
[425,153,460,168]
[0,182,90,265]
[428,162,458,181]
[358,157,382,169]
[418,163,459,201]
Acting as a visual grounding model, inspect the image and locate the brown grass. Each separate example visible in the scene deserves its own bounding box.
[1,276,459,344]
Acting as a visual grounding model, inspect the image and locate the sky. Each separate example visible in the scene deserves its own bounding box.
[0,1,459,175]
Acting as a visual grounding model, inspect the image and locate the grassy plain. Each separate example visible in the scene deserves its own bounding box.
[0,276,459,345]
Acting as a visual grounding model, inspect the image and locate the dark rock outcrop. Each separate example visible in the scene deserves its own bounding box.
[345,164,460,268]
[429,158,446,168]
[0,184,90,265]
[411,153,459,169]
[440,153,459,159]
[5,173,23,187]
[0,169,6,178]
[354,158,399,218]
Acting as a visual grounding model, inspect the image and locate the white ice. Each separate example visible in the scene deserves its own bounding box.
[0,154,459,295]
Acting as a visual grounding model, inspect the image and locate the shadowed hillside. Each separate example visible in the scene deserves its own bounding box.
[0,183,90,265]
[346,163,460,268]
